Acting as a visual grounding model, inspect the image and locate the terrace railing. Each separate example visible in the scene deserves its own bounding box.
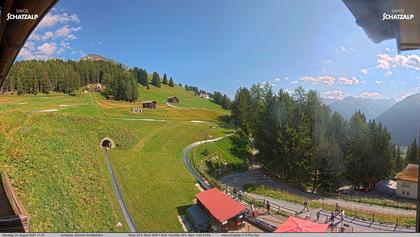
[0,171,29,232]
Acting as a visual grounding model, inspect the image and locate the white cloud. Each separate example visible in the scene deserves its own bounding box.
[300,75,360,87]
[337,76,360,85]
[360,91,380,98]
[28,33,41,41]
[37,12,80,29]
[42,31,54,41]
[375,80,383,84]
[338,46,355,54]
[55,25,81,40]
[17,9,81,60]
[385,71,392,76]
[291,80,298,85]
[376,54,420,71]
[18,41,36,60]
[360,68,369,75]
[321,59,332,64]
[300,75,335,86]
[321,90,345,100]
[37,42,57,57]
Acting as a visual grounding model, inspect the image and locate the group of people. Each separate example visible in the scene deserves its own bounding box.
[329,203,345,226]
[232,187,243,201]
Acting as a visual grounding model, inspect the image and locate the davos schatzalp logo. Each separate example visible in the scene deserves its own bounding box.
[6,9,38,21]
[382,9,414,21]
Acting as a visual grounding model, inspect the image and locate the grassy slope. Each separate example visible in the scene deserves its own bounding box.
[0,110,131,232]
[109,121,230,231]
[138,84,226,112]
[189,131,251,185]
[0,87,231,232]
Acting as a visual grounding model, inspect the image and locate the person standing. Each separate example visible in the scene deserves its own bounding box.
[266,201,271,215]
[238,190,243,201]
[303,200,310,212]
[330,211,335,225]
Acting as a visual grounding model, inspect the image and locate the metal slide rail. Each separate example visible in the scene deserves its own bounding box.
[103,148,138,232]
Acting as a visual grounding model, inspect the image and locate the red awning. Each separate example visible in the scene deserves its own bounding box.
[196,188,246,223]
[275,217,328,232]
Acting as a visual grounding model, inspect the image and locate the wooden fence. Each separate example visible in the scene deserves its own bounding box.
[0,171,29,232]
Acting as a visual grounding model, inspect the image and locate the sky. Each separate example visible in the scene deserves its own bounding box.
[17,0,420,101]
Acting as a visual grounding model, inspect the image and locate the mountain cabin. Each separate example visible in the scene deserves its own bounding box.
[142,100,157,109]
[167,96,179,103]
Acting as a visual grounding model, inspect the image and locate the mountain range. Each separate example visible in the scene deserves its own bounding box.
[324,94,420,146]
[328,97,396,120]
[377,93,420,145]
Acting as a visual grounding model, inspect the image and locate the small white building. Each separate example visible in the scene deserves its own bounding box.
[199,93,210,99]
[395,164,418,199]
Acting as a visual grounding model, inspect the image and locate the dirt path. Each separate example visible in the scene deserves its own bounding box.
[220,169,416,217]
[182,138,415,232]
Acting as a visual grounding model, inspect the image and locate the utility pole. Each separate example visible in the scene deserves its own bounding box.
[416,127,420,233]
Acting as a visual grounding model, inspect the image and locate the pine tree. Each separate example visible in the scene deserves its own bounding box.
[151,72,161,88]
[162,73,168,85]
[169,77,174,87]
[231,88,253,134]
[394,146,404,173]
[407,138,419,164]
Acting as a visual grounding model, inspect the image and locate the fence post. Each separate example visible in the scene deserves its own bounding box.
[394,218,398,231]
[372,213,375,222]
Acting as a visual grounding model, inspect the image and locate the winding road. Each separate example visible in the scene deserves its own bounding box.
[103,148,138,232]
[182,134,416,233]
[183,133,234,190]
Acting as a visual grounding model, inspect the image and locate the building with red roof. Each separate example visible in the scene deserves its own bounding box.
[194,188,246,232]
[275,217,328,233]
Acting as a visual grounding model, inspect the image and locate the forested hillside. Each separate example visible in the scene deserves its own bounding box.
[231,83,402,192]
[1,57,231,109]
[2,59,138,101]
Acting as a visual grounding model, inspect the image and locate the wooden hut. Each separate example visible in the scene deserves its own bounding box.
[142,100,157,109]
[167,96,179,103]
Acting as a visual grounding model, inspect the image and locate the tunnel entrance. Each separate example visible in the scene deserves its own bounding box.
[100,137,116,149]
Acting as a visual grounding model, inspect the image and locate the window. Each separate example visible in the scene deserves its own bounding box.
[402,183,410,188]
[402,191,406,195]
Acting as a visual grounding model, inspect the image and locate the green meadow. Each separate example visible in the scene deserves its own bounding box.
[0,87,231,232]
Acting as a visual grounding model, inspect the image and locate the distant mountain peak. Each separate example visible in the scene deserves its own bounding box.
[377,92,420,145]
[81,54,128,69]
[328,96,396,121]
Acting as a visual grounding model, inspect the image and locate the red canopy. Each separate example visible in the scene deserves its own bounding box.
[275,217,328,232]
[196,188,246,223]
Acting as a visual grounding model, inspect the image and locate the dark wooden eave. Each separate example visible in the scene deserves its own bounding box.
[0,0,58,88]
[342,0,420,52]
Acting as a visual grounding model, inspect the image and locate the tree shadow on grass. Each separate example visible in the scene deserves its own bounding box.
[177,204,193,216]
[227,132,252,172]
[216,115,233,129]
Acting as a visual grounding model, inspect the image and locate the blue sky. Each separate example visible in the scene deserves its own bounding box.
[18,0,420,100]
